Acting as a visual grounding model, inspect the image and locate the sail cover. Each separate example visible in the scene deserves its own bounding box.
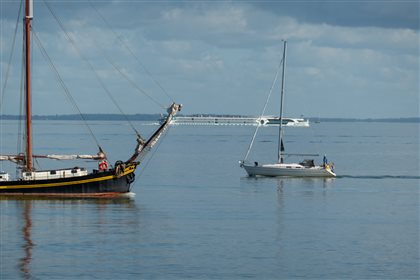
[0,153,105,161]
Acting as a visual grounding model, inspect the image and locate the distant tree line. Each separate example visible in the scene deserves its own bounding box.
[0,114,418,123]
[0,114,163,121]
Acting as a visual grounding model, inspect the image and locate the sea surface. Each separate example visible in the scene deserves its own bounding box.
[0,121,419,279]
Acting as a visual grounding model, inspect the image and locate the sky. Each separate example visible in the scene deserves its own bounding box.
[0,0,418,118]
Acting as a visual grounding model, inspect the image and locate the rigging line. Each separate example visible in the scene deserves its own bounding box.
[106,58,166,109]
[243,56,283,161]
[98,82,144,138]
[1,0,23,172]
[88,0,175,104]
[17,41,25,161]
[34,156,41,171]
[43,0,165,110]
[43,0,147,143]
[43,3,154,139]
[0,0,23,112]
[137,124,170,178]
[47,18,144,139]
[31,29,102,149]
[15,33,25,178]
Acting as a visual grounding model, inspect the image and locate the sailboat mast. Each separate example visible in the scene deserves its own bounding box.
[24,0,33,171]
[277,40,287,163]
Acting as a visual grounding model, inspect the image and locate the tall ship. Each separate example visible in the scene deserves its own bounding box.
[0,0,181,196]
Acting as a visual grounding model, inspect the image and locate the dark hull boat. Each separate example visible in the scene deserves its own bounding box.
[0,0,181,197]
[0,164,136,197]
[0,102,181,197]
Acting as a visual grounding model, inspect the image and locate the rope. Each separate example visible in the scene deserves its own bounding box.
[137,123,170,178]
[243,56,283,161]
[106,57,166,109]
[98,79,143,139]
[43,0,165,110]
[32,28,102,149]
[0,0,22,112]
[1,0,23,173]
[88,0,175,104]
[16,41,25,176]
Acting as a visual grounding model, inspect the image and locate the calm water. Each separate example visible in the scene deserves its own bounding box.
[0,121,419,279]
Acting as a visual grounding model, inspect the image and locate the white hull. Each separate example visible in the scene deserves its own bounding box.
[242,163,336,178]
[266,117,310,127]
[167,116,309,127]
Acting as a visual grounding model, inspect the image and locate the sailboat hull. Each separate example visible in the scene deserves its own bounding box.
[0,165,136,197]
[243,163,336,178]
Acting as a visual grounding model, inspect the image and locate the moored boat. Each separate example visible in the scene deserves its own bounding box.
[0,0,181,196]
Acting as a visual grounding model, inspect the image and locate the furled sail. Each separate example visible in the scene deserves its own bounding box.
[0,155,22,163]
[0,153,105,162]
[41,154,105,160]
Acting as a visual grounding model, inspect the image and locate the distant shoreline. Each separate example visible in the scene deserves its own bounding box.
[0,114,418,123]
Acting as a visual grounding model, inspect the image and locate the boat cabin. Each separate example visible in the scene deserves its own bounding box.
[22,167,88,181]
[299,159,315,168]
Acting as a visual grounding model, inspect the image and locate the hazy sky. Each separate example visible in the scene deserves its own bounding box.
[0,0,418,118]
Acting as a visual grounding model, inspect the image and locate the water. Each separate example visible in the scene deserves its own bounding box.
[0,121,419,279]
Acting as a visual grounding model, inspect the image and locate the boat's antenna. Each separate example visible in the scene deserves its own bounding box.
[24,0,34,171]
[278,40,287,164]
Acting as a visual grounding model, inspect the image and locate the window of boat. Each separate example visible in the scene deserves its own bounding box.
[71,169,78,173]
[50,170,56,175]
[25,172,31,176]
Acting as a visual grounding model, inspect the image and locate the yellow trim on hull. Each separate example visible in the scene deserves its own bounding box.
[0,165,136,190]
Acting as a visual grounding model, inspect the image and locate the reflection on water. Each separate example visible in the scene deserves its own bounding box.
[19,201,33,280]
[1,122,418,279]
[5,196,138,279]
[240,176,335,191]
[239,176,336,213]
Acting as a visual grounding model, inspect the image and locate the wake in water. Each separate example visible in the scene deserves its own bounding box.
[120,192,136,198]
[338,175,420,180]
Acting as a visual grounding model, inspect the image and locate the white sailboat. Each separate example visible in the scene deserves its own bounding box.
[240,40,336,178]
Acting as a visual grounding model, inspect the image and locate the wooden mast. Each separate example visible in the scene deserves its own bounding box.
[24,0,33,171]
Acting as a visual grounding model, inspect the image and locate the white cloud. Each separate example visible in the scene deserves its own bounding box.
[162,5,248,33]
[161,40,192,54]
[1,1,418,117]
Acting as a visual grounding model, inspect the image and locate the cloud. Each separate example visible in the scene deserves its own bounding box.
[1,1,418,118]
[252,1,419,30]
